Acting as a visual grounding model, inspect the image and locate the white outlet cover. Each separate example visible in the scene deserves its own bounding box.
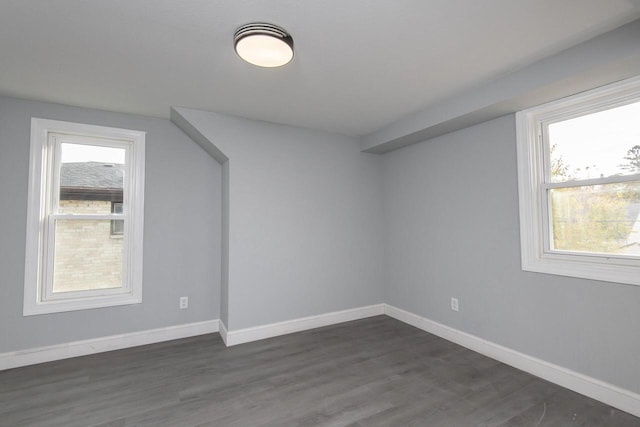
[179,296,189,309]
[451,297,459,312]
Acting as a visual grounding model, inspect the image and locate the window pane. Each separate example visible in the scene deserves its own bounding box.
[58,143,125,213]
[548,101,640,182]
[550,182,640,256]
[52,219,124,293]
[111,202,124,235]
[111,219,124,235]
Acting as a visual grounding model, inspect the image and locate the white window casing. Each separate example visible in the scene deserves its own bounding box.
[516,76,640,286]
[24,118,145,315]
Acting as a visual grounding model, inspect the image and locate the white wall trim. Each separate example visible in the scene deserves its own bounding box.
[515,76,640,287]
[383,304,640,418]
[4,304,638,417]
[224,304,385,346]
[24,118,148,315]
[219,319,228,346]
[0,320,219,371]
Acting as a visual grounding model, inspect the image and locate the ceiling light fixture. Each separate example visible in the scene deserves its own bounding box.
[234,23,294,68]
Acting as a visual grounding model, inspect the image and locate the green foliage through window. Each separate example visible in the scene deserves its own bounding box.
[551,182,640,255]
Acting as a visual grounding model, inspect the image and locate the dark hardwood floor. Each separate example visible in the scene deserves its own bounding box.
[1,316,638,426]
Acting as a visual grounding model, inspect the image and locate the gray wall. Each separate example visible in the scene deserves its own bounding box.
[382,114,640,393]
[0,96,222,353]
[4,89,636,399]
[225,122,386,330]
[171,108,386,330]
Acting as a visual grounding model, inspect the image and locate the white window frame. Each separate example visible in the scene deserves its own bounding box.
[24,118,146,315]
[516,76,640,286]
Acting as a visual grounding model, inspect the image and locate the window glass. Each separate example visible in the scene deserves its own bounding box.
[111,202,124,235]
[548,101,640,182]
[53,219,123,292]
[58,143,125,213]
[550,182,640,256]
[545,100,640,258]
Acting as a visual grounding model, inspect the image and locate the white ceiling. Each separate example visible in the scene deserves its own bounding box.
[1,0,639,136]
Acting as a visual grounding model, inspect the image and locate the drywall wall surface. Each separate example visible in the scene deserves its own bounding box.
[173,108,386,331]
[0,96,222,353]
[382,114,640,394]
[220,160,230,327]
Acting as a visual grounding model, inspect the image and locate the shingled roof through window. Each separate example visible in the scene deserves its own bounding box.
[60,162,124,190]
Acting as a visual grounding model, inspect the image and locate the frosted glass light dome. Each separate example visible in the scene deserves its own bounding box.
[234,23,294,68]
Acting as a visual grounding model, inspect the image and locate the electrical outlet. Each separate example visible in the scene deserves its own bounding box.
[179,296,189,309]
[451,297,459,312]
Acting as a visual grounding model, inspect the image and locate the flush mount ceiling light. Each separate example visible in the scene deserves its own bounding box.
[234,23,294,68]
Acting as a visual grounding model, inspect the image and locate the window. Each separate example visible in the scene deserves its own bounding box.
[24,119,145,315]
[516,76,640,286]
[111,202,124,236]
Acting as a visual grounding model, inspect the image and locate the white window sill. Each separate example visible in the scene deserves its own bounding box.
[23,293,142,316]
[522,253,640,286]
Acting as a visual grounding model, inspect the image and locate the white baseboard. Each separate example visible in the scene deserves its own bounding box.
[383,304,640,418]
[0,319,219,371]
[224,304,385,346]
[3,304,638,418]
[219,319,228,346]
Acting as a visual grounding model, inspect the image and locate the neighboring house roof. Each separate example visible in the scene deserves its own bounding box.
[60,162,123,201]
[61,162,123,189]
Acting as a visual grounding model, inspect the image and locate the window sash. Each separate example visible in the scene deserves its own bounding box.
[43,133,132,301]
[540,178,640,263]
[42,216,130,301]
[51,213,128,220]
[48,133,130,216]
[538,117,640,262]
[541,173,640,190]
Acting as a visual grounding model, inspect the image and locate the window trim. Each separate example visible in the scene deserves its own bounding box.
[516,75,640,286]
[24,118,146,315]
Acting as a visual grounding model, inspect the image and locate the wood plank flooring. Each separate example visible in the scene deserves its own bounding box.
[1,316,638,426]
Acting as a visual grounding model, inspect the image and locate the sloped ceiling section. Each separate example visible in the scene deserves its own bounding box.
[362,19,640,153]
